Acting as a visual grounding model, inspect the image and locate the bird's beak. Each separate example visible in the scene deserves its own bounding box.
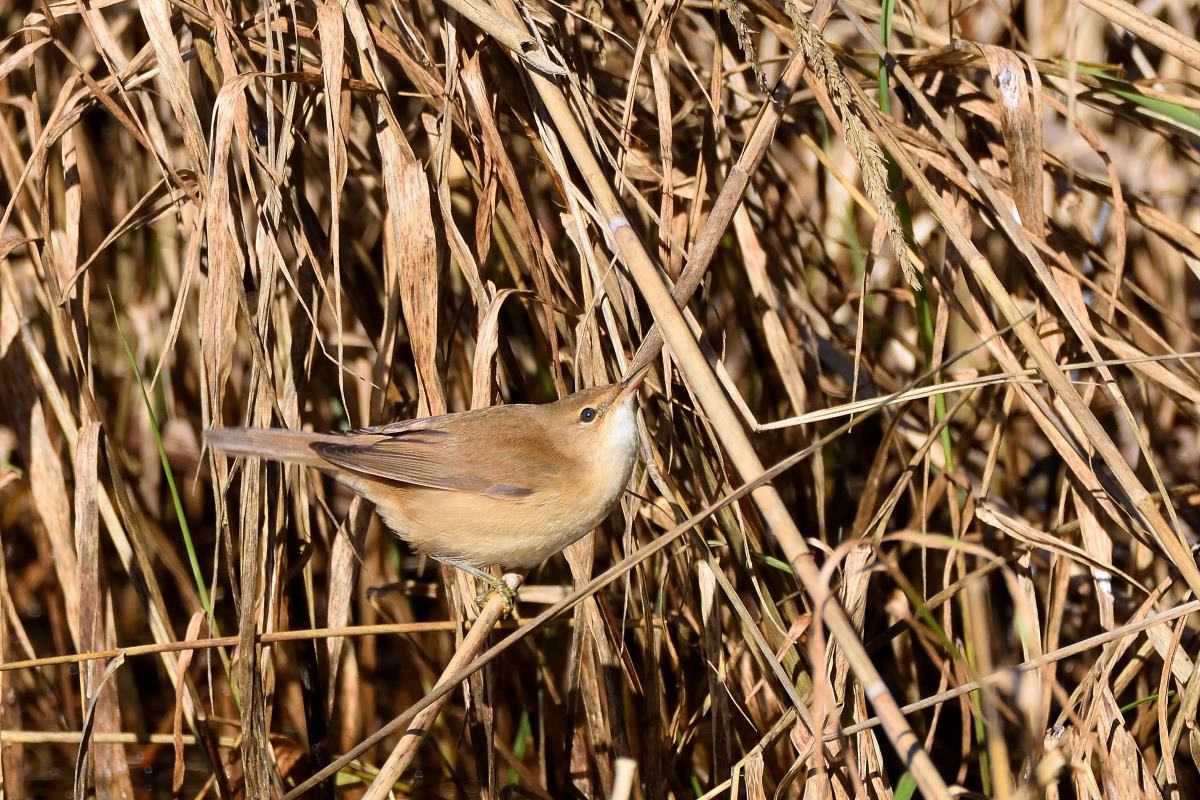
[615,363,651,406]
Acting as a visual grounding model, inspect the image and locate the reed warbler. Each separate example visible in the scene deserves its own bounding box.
[205,366,650,608]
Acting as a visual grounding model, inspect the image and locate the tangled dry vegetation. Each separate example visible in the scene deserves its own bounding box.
[2,0,1200,796]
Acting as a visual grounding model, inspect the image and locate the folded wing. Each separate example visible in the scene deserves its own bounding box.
[312,417,551,500]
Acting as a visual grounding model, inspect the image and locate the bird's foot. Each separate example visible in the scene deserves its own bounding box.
[433,557,520,619]
[474,577,517,619]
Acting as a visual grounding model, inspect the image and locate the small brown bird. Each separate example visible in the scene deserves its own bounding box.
[205,366,648,605]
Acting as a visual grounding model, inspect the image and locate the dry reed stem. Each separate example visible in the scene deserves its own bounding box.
[362,573,522,797]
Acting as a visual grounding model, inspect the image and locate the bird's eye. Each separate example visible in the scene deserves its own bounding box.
[579,407,597,423]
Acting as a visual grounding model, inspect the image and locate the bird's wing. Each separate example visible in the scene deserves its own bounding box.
[310,418,552,500]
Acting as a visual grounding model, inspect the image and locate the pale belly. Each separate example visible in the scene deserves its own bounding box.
[355,480,626,570]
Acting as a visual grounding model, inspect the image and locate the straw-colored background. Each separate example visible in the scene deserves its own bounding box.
[1,0,1199,796]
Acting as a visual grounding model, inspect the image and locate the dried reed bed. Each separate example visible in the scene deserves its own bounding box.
[2,0,1200,796]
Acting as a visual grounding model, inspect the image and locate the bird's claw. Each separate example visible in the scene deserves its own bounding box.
[474,579,516,619]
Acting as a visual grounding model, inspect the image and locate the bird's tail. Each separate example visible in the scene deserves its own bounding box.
[204,428,343,468]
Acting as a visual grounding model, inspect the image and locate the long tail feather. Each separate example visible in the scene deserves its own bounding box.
[204,428,342,468]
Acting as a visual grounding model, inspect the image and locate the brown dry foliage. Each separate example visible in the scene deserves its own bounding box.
[2,0,1200,796]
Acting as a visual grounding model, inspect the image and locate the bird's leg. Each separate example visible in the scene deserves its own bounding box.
[434,557,518,617]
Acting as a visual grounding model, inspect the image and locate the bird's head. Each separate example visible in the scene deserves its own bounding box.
[549,364,650,448]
